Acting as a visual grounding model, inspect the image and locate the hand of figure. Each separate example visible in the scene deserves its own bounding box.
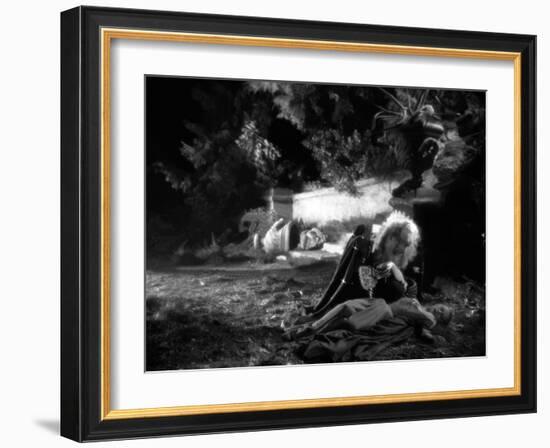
[390,263,408,289]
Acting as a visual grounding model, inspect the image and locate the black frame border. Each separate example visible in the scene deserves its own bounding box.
[61,6,536,442]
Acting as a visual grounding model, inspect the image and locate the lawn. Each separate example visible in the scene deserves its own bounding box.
[145,260,485,371]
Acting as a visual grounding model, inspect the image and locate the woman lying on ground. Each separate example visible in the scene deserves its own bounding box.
[291,296,454,362]
[286,295,453,340]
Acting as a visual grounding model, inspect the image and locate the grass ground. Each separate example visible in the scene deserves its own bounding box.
[146,260,485,371]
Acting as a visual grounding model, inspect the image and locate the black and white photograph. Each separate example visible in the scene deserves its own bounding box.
[0,0,543,444]
[145,76,486,371]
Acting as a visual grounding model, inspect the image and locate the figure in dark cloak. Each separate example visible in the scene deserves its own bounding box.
[286,212,453,362]
[310,211,420,318]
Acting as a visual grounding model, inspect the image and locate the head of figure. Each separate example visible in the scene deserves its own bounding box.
[373,212,420,270]
[427,304,454,327]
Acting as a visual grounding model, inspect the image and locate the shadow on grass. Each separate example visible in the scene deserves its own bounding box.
[146,303,292,370]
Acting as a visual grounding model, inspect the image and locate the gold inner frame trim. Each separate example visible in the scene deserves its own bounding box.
[100,27,522,421]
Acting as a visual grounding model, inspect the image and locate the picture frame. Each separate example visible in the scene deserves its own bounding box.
[60,5,536,442]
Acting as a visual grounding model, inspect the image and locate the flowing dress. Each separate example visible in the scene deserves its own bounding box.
[300,296,435,362]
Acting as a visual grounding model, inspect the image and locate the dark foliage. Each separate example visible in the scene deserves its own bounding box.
[146,77,485,252]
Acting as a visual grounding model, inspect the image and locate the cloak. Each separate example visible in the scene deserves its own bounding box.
[310,225,373,317]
